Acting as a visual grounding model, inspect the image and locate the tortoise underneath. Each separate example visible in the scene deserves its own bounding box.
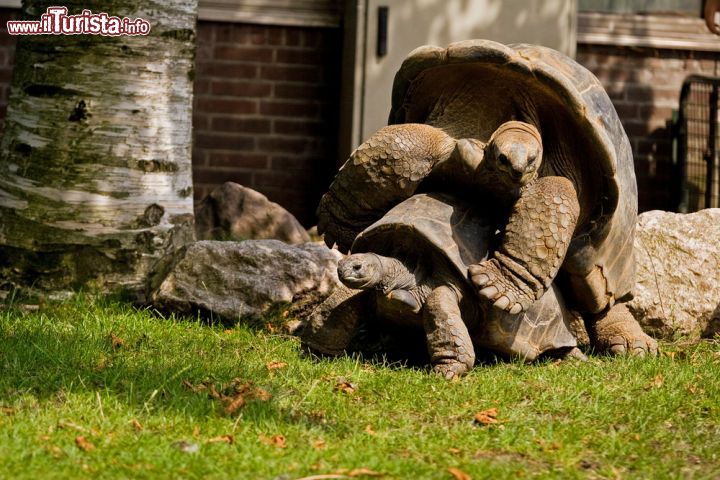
[302,193,587,378]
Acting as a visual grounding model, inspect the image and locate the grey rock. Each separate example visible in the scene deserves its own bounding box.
[195,182,310,244]
[152,240,341,321]
[629,209,720,339]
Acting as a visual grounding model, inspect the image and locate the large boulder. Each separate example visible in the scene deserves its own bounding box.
[152,240,341,321]
[629,209,720,339]
[195,182,310,244]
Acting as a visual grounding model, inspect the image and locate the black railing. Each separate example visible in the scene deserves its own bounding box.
[677,75,720,212]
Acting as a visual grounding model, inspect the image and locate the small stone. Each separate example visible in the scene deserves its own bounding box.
[152,240,341,321]
[195,182,310,244]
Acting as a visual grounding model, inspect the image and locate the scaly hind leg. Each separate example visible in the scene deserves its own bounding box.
[300,284,371,356]
[423,285,475,379]
[470,176,579,314]
[317,124,456,252]
[589,303,658,357]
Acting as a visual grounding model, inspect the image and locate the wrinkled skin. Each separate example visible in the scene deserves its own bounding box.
[338,252,475,379]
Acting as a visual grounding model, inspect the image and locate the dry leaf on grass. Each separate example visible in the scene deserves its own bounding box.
[58,420,86,432]
[364,425,376,435]
[130,419,143,432]
[259,434,286,448]
[265,322,278,333]
[207,435,234,444]
[334,377,356,394]
[448,447,462,456]
[224,393,246,415]
[109,333,125,350]
[266,361,288,371]
[182,380,203,393]
[253,387,272,401]
[0,406,16,415]
[448,467,471,480]
[312,439,327,450]
[534,438,561,451]
[474,408,499,425]
[182,379,272,415]
[644,374,664,390]
[663,350,688,361]
[688,384,704,394]
[75,436,95,452]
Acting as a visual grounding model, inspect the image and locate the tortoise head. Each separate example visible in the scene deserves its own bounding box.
[337,253,385,290]
[486,121,543,188]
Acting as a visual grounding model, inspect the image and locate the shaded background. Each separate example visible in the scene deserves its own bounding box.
[0,0,718,224]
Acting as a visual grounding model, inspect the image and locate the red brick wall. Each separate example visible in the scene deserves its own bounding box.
[192,22,342,225]
[576,44,720,212]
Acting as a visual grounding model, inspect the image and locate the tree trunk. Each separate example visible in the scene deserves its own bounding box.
[0,0,198,300]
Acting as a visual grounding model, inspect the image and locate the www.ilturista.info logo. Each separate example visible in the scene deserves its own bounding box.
[7,6,151,36]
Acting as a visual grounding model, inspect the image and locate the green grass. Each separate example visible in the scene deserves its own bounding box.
[1,296,719,479]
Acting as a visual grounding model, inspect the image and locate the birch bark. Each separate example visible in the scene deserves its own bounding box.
[0,0,198,300]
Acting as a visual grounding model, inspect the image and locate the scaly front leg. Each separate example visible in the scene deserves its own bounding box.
[423,285,475,379]
[469,176,579,314]
[317,124,456,252]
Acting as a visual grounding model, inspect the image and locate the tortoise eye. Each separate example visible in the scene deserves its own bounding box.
[527,155,536,166]
[498,153,509,165]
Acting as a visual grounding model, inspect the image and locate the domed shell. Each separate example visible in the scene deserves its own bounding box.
[388,39,638,311]
[351,193,494,281]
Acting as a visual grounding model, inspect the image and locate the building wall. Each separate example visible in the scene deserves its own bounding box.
[576,43,720,212]
[192,22,342,225]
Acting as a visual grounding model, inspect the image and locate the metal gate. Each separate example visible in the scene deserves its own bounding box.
[677,75,720,212]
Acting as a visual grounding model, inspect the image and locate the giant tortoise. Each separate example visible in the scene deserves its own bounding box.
[303,192,587,378]
[316,40,657,356]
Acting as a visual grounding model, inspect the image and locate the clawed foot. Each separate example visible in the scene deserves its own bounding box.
[596,331,658,357]
[591,304,658,357]
[469,259,534,314]
[432,361,470,380]
[562,347,588,362]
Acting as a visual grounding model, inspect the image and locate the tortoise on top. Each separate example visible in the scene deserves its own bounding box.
[316,39,657,356]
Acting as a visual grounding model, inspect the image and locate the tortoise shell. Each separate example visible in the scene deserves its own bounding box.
[351,192,494,281]
[388,40,638,313]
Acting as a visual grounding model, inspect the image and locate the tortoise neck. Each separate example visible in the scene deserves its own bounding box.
[373,254,417,293]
